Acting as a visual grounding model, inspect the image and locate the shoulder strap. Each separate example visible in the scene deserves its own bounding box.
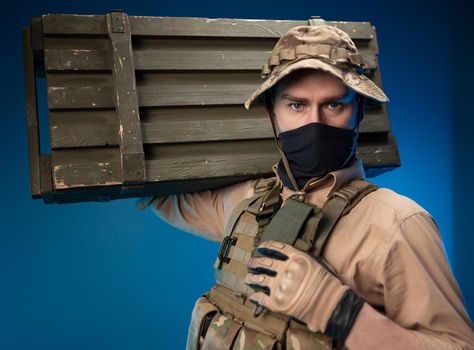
[247,178,282,247]
[222,177,277,237]
[260,197,315,246]
[312,179,378,257]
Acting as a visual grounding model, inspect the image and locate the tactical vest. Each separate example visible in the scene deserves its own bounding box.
[186,177,378,350]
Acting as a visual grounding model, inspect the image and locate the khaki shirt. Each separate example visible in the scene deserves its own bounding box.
[137,159,474,349]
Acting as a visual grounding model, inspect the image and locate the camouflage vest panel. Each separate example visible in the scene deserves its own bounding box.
[186,177,379,350]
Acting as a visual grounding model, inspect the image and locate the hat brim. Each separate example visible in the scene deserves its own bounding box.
[244,58,389,110]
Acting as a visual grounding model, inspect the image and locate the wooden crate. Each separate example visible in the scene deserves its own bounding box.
[22,11,400,204]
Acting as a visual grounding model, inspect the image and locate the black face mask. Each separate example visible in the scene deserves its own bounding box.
[276,122,358,191]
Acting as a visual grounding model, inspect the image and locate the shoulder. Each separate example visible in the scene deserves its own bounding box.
[362,186,429,222]
[340,184,437,251]
[354,185,442,263]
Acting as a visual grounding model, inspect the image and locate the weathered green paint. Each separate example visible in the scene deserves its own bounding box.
[23,12,400,204]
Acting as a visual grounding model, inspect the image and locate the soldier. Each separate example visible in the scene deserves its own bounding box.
[137,25,474,349]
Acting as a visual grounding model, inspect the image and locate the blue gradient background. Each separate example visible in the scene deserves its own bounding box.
[1,1,472,349]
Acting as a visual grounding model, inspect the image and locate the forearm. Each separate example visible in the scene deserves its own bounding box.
[148,193,223,242]
[345,303,423,350]
[139,179,259,242]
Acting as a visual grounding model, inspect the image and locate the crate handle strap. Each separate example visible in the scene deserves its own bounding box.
[106,10,146,190]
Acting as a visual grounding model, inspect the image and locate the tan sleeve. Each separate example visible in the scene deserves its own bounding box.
[140,179,258,242]
[379,212,474,349]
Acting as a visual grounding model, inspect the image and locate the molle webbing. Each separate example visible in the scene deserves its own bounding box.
[186,283,332,350]
[206,178,378,350]
[215,177,278,295]
[214,179,378,296]
[209,283,332,349]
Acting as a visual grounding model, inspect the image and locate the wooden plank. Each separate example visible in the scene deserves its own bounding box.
[51,147,121,189]
[44,36,109,50]
[42,14,304,36]
[106,11,146,184]
[23,27,44,197]
[325,21,374,41]
[48,85,115,109]
[44,35,370,52]
[44,47,378,71]
[42,14,374,40]
[141,118,271,144]
[44,48,270,71]
[49,109,118,148]
[48,102,390,148]
[50,138,399,189]
[46,71,113,86]
[137,49,272,70]
[130,16,307,38]
[131,37,277,51]
[47,75,388,109]
[356,133,400,168]
[44,48,111,71]
[355,43,378,70]
[143,139,399,174]
[360,106,390,133]
[51,142,275,188]
[134,18,375,40]
[369,25,379,54]
[42,14,107,35]
[39,155,53,194]
[30,16,44,63]
[146,142,399,181]
[47,175,262,204]
[46,82,234,109]
[146,152,279,181]
[145,139,278,181]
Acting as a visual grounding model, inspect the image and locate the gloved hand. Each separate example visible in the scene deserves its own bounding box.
[245,240,360,336]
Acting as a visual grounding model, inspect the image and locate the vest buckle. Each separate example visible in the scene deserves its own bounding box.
[217,236,237,266]
[290,191,306,202]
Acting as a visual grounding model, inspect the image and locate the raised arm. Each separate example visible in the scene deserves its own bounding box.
[136,179,259,242]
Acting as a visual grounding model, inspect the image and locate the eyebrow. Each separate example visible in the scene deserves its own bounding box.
[281,92,349,104]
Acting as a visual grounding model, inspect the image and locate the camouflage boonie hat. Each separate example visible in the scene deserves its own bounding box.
[244,25,389,110]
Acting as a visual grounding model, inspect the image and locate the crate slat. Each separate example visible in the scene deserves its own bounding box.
[49,105,390,148]
[42,14,374,40]
[44,46,377,71]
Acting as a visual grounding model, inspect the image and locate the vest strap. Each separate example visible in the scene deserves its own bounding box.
[260,198,316,246]
[312,180,378,257]
[253,183,283,246]
[223,194,261,238]
[294,205,323,252]
[223,177,277,238]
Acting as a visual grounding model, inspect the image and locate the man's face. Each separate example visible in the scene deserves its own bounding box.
[271,69,359,133]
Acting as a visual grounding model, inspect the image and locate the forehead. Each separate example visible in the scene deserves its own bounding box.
[273,69,346,97]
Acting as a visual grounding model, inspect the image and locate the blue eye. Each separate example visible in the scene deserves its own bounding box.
[327,102,343,110]
[290,102,304,111]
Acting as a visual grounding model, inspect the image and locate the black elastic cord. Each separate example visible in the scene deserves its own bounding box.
[325,289,365,350]
[264,91,301,191]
